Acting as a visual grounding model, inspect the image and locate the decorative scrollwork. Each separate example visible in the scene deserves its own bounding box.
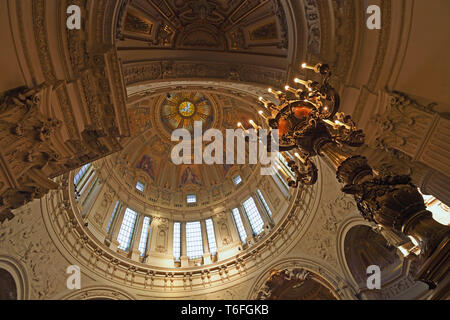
[286,156,318,187]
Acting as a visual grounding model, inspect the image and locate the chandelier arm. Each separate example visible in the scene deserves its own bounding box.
[258,63,450,291]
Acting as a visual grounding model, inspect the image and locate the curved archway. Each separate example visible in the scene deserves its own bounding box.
[248,258,357,300]
[60,286,136,300]
[254,268,338,300]
[342,225,404,299]
[0,256,30,300]
[0,268,17,300]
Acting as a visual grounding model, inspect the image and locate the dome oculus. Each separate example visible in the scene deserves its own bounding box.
[161,92,213,133]
[179,101,196,117]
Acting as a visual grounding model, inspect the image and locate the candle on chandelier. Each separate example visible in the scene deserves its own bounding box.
[249,119,260,129]
[258,110,267,119]
[294,78,311,89]
[237,122,247,132]
[301,62,321,73]
[334,119,351,130]
[284,85,300,95]
[294,152,306,164]
[259,96,270,108]
[323,119,338,128]
[268,88,282,97]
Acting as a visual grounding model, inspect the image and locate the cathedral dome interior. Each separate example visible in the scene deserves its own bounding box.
[0,0,449,303]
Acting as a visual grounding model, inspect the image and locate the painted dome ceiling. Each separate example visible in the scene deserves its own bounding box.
[106,88,266,214]
[106,0,314,214]
[161,92,213,133]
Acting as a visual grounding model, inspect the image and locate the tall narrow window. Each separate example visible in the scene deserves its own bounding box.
[232,208,247,243]
[138,217,151,257]
[257,189,272,217]
[74,163,93,199]
[205,219,217,255]
[173,222,181,260]
[106,200,120,233]
[117,208,138,251]
[74,163,91,187]
[242,197,264,235]
[186,221,203,259]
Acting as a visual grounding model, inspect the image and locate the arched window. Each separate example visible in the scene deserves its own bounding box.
[117,208,138,251]
[232,208,247,243]
[242,197,264,235]
[173,222,181,261]
[138,216,152,257]
[186,221,203,259]
[205,219,217,256]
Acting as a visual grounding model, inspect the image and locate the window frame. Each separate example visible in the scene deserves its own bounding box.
[232,208,247,244]
[242,197,265,235]
[186,194,197,204]
[117,208,138,251]
[185,221,204,259]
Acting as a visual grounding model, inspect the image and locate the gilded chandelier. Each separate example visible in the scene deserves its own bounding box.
[255,62,365,187]
[240,63,449,290]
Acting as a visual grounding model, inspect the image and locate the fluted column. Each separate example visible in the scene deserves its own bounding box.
[238,205,255,243]
[109,204,126,251]
[201,220,211,264]
[180,221,189,267]
[130,213,144,261]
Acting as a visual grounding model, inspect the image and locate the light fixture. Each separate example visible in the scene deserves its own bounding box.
[241,61,450,283]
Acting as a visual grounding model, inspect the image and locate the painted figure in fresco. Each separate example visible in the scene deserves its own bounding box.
[180,167,201,186]
[136,155,155,180]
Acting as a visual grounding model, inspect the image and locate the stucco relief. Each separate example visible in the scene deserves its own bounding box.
[215,212,232,245]
[291,162,358,270]
[0,201,68,299]
[155,218,169,253]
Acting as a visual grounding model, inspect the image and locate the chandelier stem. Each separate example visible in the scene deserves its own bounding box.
[317,142,449,291]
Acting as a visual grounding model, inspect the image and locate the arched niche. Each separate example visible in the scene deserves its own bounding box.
[0,256,29,300]
[255,268,338,300]
[0,268,17,300]
[249,258,355,300]
[60,286,135,300]
[343,225,403,295]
